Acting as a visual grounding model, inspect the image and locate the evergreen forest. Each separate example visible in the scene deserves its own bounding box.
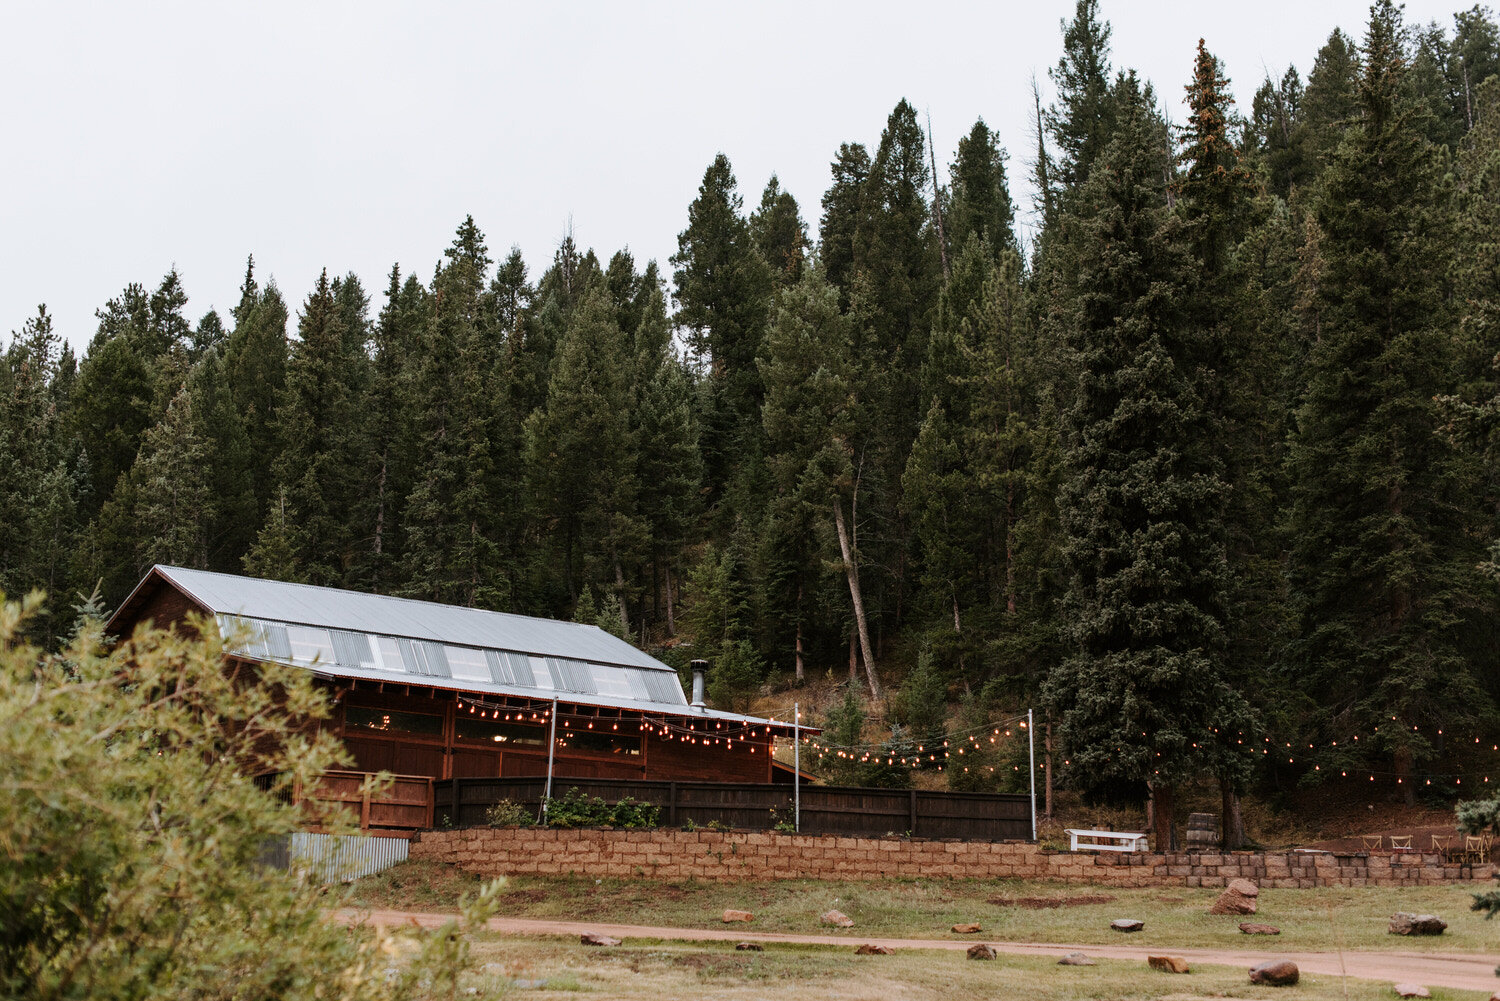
[5,0,1500,844]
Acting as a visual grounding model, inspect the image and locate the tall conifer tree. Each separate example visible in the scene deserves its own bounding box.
[1287,0,1495,799]
[1043,76,1242,848]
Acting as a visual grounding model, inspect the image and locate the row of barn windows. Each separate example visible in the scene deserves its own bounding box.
[220,615,686,706]
[342,705,642,756]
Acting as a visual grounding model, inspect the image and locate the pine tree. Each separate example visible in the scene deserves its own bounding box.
[947,119,1019,260]
[242,487,305,582]
[0,307,76,624]
[352,266,428,592]
[1046,0,1116,192]
[634,327,703,638]
[760,271,881,699]
[750,175,810,287]
[191,309,226,360]
[818,143,871,297]
[259,269,365,586]
[1249,67,1312,200]
[224,262,289,518]
[1303,28,1363,167]
[130,387,212,570]
[402,219,503,607]
[186,344,256,570]
[68,292,159,516]
[897,650,948,751]
[1042,76,1241,848]
[523,286,643,623]
[671,154,773,504]
[1287,0,1495,801]
[853,99,939,372]
[1449,5,1500,134]
[147,268,192,357]
[1178,39,1264,847]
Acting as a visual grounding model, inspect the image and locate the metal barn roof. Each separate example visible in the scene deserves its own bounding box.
[147,565,665,671]
[114,566,806,731]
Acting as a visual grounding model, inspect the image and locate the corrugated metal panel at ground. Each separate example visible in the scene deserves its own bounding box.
[288,831,409,883]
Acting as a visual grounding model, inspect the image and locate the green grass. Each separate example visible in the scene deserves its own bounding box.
[351,861,1500,955]
[441,935,1496,1001]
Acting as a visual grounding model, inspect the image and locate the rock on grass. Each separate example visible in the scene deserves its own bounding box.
[580,933,621,947]
[1388,913,1446,936]
[1249,960,1299,986]
[820,909,854,928]
[1209,878,1259,915]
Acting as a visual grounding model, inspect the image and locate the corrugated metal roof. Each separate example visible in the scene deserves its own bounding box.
[153,565,665,671]
[126,565,811,732]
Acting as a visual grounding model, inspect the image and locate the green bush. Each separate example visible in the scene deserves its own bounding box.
[0,593,501,1000]
[542,787,661,828]
[485,798,534,827]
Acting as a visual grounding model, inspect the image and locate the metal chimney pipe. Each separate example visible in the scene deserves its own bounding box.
[689,659,709,708]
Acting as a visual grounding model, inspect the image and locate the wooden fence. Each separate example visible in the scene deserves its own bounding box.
[434,777,1032,841]
[296,770,434,835]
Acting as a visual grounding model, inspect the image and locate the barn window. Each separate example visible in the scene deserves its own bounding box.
[454,715,545,745]
[345,705,443,737]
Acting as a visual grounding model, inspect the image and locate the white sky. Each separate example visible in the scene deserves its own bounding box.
[0,0,1473,352]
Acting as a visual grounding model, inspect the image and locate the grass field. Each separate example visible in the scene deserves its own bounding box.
[352,861,1500,955]
[411,934,1497,1001]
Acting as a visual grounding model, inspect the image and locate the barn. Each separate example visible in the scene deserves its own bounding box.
[107,566,803,787]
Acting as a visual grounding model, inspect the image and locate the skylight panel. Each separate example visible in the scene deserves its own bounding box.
[330,629,374,670]
[642,670,687,705]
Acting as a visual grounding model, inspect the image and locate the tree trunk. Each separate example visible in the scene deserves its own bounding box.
[794,583,805,683]
[372,450,388,582]
[832,495,880,700]
[1220,779,1245,850]
[1394,746,1416,807]
[952,592,970,694]
[1044,721,1055,820]
[664,565,676,635]
[1150,783,1176,851]
[1004,484,1017,614]
[614,560,630,636]
[927,111,951,281]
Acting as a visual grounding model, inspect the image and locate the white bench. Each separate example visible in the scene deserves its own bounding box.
[1065,828,1149,852]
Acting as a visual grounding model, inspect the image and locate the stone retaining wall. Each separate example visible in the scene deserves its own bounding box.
[410,827,1495,887]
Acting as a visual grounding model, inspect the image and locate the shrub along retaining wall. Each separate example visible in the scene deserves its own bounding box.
[410,827,1495,886]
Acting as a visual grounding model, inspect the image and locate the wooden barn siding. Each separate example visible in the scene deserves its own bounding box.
[126,578,208,635]
[337,686,776,784]
[111,576,783,787]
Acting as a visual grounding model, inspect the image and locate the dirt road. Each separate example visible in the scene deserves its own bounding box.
[337,909,1500,992]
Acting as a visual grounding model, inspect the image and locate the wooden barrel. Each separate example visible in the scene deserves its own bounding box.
[1185,812,1219,848]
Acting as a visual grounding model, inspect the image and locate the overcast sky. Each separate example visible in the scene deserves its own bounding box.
[0,0,1474,352]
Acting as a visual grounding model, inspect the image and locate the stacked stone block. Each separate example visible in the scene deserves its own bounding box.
[409,828,1494,886]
